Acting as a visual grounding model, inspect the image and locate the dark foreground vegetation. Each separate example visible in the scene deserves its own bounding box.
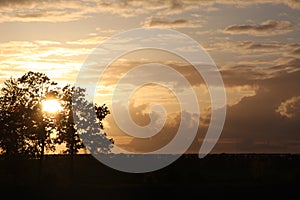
[0,153,299,199]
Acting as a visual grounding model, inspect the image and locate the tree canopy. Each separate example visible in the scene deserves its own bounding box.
[0,71,114,159]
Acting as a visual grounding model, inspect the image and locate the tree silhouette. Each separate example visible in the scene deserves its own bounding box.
[56,85,114,184]
[56,85,84,156]
[0,72,58,184]
[55,85,84,184]
[55,85,114,155]
[0,78,28,159]
[0,71,114,185]
[72,88,114,155]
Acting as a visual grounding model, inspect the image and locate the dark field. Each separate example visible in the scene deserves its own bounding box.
[0,154,299,199]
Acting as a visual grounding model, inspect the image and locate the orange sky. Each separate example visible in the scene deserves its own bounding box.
[1,0,300,154]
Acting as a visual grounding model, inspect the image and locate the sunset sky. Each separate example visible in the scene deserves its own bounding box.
[1,0,300,154]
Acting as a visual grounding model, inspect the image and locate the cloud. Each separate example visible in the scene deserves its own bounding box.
[0,0,299,23]
[0,0,144,22]
[0,0,90,22]
[218,66,300,152]
[220,60,300,86]
[288,48,300,57]
[116,109,203,153]
[143,17,202,28]
[206,40,284,53]
[66,36,108,46]
[207,0,300,10]
[204,40,300,68]
[97,57,300,153]
[0,40,93,85]
[223,20,294,36]
[110,67,300,154]
[276,96,300,118]
[241,42,282,50]
[282,0,300,9]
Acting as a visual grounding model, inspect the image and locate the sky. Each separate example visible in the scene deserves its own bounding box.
[1,0,300,154]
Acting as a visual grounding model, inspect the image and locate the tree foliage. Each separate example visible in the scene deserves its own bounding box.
[0,72,56,159]
[0,71,113,159]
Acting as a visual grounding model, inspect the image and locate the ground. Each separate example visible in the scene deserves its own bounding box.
[0,154,299,199]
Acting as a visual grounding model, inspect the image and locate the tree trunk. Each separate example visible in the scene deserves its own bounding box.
[69,131,75,186]
[38,132,46,186]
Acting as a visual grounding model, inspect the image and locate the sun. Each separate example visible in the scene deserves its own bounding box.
[42,99,62,113]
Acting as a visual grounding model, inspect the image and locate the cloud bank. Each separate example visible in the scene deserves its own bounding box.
[223,20,294,36]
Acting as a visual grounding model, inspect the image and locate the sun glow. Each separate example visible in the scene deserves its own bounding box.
[42,99,62,113]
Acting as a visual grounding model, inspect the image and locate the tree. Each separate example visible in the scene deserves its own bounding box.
[56,85,114,155]
[0,71,114,185]
[0,77,28,159]
[0,72,58,184]
[56,85,84,156]
[17,72,59,158]
[0,72,58,157]
[56,85,114,183]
